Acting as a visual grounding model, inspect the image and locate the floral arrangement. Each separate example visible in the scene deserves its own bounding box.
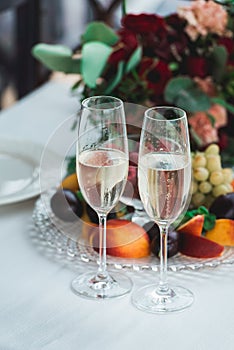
[32,0,234,159]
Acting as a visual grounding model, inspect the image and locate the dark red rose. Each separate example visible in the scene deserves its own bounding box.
[139,57,172,95]
[165,14,188,60]
[184,56,209,78]
[218,131,228,150]
[218,37,234,66]
[122,13,166,34]
[166,14,185,30]
[108,29,138,66]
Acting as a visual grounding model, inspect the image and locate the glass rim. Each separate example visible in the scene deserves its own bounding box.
[144,106,187,121]
[82,95,124,111]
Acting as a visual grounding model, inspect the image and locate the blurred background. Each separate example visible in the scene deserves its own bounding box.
[0,0,186,109]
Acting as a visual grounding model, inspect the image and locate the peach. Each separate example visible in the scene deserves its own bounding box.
[61,173,79,192]
[89,219,151,258]
[177,215,204,236]
[179,232,224,258]
[205,219,234,246]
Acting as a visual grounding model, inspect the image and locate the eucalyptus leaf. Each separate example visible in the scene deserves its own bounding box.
[125,46,142,73]
[164,77,211,112]
[164,77,193,102]
[82,22,119,46]
[105,61,124,94]
[211,97,234,114]
[210,45,228,82]
[81,42,112,88]
[207,112,216,127]
[32,43,80,73]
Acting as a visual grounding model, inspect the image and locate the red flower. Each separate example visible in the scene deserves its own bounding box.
[122,13,166,34]
[108,29,138,66]
[184,56,209,78]
[138,57,172,96]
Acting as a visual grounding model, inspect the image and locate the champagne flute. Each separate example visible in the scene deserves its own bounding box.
[71,96,132,299]
[132,106,194,313]
[120,135,150,226]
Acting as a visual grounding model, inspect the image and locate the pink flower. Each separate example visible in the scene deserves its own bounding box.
[178,0,229,41]
[189,112,218,145]
[189,104,227,146]
[194,77,217,97]
[208,104,227,128]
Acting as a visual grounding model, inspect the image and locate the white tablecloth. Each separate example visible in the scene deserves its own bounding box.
[1,80,234,350]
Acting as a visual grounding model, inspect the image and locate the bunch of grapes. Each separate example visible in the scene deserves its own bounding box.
[191,144,233,208]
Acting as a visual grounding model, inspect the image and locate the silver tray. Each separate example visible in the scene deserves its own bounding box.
[32,192,234,272]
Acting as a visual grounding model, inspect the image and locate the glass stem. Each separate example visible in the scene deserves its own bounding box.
[97,213,108,278]
[158,225,169,293]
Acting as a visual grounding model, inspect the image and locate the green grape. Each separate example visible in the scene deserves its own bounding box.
[206,155,221,172]
[222,168,233,184]
[192,153,207,168]
[192,192,205,207]
[204,144,220,155]
[192,181,198,194]
[193,167,209,181]
[204,194,215,209]
[199,181,212,194]
[212,184,228,197]
[209,170,224,186]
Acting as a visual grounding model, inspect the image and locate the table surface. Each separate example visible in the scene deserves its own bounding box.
[1,81,234,350]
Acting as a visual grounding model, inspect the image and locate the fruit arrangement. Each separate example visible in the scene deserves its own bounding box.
[49,148,234,261]
[191,144,233,209]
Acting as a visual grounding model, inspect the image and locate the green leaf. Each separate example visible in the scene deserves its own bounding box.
[164,77,211,112]
[82,22,119,46]
[210,45,228,82]
[71,79,83,91]
[105,61,124,94]
[211,97,234,114]
[122,0,127,16]
[66,156,76,175]
[81,41,112,88]
[203,213,216,231]
[169,62,179,71]
[125,46,142,73]
[197,206,209,215]
[32,43,80,73]
[76,190,84,201]
[207,112,216,127]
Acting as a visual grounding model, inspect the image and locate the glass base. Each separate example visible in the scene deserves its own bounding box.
[71,271,133,299]
[132,284,194,314]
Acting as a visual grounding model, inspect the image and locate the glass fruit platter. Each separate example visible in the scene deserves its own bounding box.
[31,190,234,272]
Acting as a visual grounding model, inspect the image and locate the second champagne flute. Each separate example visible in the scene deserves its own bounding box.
[71,96,132,299]
[132,106,194,313]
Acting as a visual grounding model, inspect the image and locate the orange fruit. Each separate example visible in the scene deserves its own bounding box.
[206,219,234,246]
[61,173,79,193]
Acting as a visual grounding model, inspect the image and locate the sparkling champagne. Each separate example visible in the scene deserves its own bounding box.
[138,153,191,224]
[78,149,128,213]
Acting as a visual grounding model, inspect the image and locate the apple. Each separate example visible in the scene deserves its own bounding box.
[179,232,224,258]
[177,215,204,236]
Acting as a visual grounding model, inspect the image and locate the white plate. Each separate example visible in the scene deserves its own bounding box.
[0,139,42,205]
[0,139,62,206]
